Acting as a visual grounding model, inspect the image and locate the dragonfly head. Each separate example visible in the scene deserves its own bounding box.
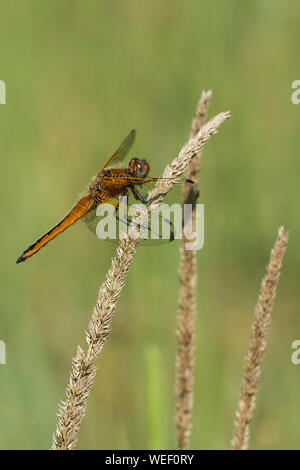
[128,158,150,178]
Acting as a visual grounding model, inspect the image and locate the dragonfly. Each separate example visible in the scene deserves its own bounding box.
[16,130,193,264]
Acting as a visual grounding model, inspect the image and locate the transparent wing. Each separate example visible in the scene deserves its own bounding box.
[99,129,136,171]
[81,190,175,244]
[81,190,119,235]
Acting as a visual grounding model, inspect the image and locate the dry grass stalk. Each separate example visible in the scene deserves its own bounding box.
[175,90,212,450]
[231,226,289,450]
[186,90,213,187]
[51,108,230,450]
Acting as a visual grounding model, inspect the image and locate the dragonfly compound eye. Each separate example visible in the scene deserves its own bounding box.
[129,158,150,178]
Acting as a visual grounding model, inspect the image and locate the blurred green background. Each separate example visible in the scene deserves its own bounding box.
[0,0,299,450]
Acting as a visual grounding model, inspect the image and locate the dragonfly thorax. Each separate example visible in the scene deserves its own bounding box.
[128,158,150,178]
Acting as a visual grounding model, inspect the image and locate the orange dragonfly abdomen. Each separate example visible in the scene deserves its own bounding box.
[16,195,94,264]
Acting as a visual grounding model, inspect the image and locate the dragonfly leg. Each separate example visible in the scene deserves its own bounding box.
[146,192,166,205]
[131,186,148,204]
